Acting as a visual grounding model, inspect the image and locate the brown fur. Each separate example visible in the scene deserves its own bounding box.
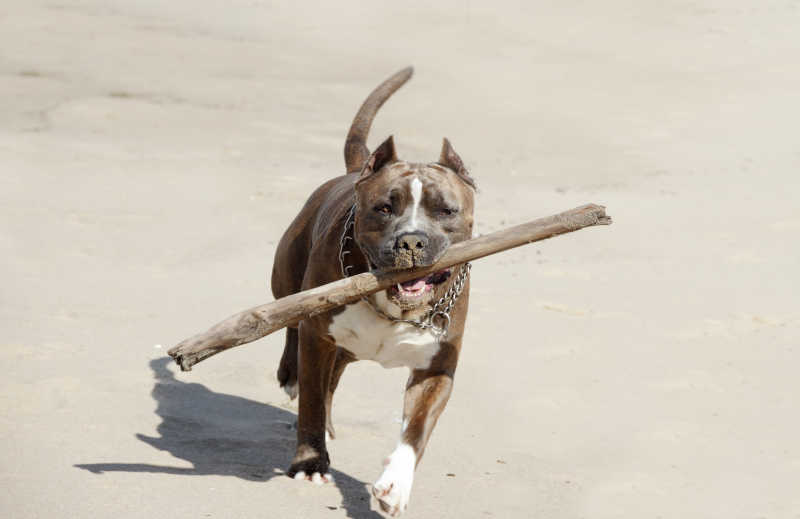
[271,68,475,484]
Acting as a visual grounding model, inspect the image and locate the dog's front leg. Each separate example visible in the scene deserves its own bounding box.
[288,322,336,484]
[373,369,454,516]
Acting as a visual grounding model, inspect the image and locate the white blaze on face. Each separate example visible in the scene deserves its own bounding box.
[408,177,423,229]
[372,443,417,516]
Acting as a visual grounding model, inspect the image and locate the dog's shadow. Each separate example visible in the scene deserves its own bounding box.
[76,358,380,518]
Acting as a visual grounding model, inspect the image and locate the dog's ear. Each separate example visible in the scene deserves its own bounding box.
[438,138,476,189]
[359,136,398,181]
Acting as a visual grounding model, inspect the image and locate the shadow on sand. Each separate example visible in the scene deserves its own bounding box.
[76,358,380,518]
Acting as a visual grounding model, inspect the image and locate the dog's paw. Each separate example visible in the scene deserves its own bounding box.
[288,449,332,485]
[282,381,298,400]
[372,444,416,517]
[292,470,334,485]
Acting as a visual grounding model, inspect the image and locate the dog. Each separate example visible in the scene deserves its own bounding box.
[271,66,476,516]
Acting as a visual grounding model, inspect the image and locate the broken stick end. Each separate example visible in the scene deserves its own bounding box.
[589,204,612,225]
[166,351,192,372]
[167,343,194,372]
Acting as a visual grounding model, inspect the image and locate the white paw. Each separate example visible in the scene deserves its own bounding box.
[372,444,415,517]
[283,382,298,400]
[292,471,334,485]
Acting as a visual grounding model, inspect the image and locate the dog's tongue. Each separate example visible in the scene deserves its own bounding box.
[401,277,428,291]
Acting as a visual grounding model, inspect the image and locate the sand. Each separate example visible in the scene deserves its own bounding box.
[2,1,799,517]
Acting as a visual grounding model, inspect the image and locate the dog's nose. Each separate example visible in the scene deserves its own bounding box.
[395,232,429,252]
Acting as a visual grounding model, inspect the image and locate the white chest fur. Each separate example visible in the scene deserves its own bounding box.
[328,298,440,370]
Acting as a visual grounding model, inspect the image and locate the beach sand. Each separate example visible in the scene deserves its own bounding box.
[2,1,799,517]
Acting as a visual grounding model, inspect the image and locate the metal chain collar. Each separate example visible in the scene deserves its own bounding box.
[338,204,471,338]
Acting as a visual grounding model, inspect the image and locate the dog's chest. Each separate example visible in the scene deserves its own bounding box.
[329,301,440,370]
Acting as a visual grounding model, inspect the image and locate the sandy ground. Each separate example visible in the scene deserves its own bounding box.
[2,1,799,517]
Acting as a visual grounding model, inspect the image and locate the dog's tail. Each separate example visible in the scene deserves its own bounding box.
[344,66,413,173]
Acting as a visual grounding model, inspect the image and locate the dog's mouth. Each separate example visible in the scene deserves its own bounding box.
[387,268,451,308]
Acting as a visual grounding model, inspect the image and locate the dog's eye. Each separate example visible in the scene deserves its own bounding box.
[440,207,458,217]
[374,204,393,215]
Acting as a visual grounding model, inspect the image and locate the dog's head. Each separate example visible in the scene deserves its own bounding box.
[354,136,476,310]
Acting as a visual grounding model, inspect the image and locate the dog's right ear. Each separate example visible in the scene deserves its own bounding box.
[359,136,397,181]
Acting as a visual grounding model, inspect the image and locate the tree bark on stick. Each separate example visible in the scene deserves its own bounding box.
[168,203,611,371]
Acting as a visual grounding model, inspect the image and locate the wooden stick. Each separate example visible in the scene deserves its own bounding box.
[168,203,611,371]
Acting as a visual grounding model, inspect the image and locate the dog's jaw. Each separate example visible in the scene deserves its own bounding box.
[386,267,452,310]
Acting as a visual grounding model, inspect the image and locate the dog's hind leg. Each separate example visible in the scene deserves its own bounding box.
[277,327,299,399]
[271,210,312,399]
[325,350,354,439]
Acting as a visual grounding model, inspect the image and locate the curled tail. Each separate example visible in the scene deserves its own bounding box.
[343,66,413,173]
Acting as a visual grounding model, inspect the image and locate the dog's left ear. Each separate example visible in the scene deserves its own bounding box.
[438,138,476,189]
[359,136,398,181]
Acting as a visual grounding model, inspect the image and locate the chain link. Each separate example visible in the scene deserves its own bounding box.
[338,204,357,278]
[338,204,470,338]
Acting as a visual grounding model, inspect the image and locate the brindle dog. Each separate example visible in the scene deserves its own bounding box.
[271,67,476,516]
